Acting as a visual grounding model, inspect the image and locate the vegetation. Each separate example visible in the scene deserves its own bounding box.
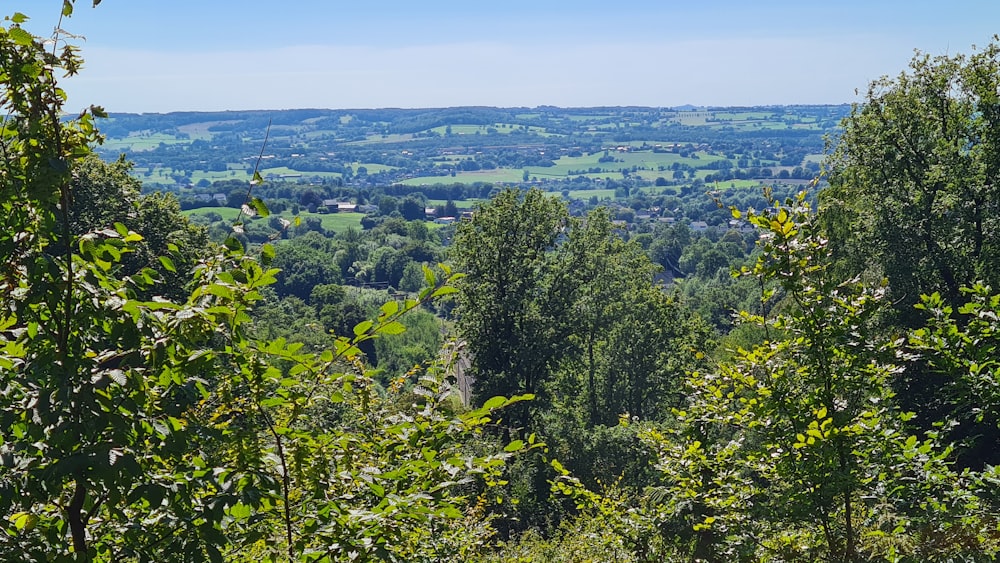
[5,4,1000,562]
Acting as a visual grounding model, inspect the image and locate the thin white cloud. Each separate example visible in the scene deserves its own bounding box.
[63,36,918,113]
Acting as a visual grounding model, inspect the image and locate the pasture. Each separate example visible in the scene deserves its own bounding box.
[183,207,364,232]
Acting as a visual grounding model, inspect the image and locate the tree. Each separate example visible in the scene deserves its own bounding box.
[400,194,426,221]
[271,231,342,299]
[642,196,983,561]
[822,39,1000,468]
[824,40,1000,326]
[452,188,572,431]
[0,6,256,558]
[67,155,210,300]
[1,10,535,560]
[555,208,710,426]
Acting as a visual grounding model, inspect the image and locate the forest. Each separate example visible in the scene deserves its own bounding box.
[5,3,1000,562]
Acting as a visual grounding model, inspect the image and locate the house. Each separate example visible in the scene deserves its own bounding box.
[434,216,456,225]
[320,200,358,213]
[690,221,709,232]
[728,219,756,233]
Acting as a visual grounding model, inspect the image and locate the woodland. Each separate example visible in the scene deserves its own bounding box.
[5,2,1000,562]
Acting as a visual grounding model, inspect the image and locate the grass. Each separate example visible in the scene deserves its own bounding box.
[100,132,193,152]
[348,162,398,174]
[525,150,726,178]
[183,207,364,232]
[397,149,732,186]
[398,169,524,186]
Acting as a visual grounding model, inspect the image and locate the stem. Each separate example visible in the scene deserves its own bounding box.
[839,444,856,562]
[252,394,295,561]
[234,118,272,226]
[68,475,88,555]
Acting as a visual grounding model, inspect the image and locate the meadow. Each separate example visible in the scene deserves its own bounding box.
[183,207,364,232]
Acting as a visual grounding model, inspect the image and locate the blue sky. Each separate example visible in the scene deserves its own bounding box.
[13,0,1000,113]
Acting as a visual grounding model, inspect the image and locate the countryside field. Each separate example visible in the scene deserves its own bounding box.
[183,207,364,232]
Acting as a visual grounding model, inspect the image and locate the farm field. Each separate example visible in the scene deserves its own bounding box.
[399,169,524,186]
[183,207,364,232]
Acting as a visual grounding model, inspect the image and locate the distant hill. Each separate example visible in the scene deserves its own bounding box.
[92,105,850,194]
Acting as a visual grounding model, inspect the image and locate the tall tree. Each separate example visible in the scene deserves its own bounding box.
[645,196,979,561]
[452,188,572,431]
[823,40,1000,326]
[557,208,710,426]
[822,39,1000,467]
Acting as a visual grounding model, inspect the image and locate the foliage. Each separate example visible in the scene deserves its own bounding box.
[220,265,538,561]
[641,194,991,561]
[0,7,535,561]
[824,38,1000,324]
[452,188,573,430]
[822,37,1000,470]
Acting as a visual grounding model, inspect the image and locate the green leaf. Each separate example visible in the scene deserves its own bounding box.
[353,320,373,337]
[260,242,275,263]
[380,300,400,317]
[158,256,176,272]
[11,512,37,530]
[504,440,525,453]
[379,321,406,335]
[423,264,437,288]
[432,286,459,298]
[7,27,32,47]
[11,12,29,23]
[251,196,270,217]
[224,236,243,252]
[483,396,507,410]
[229,502,252,519]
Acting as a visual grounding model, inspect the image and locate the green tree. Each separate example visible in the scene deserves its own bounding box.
[1,7,535,561]
[66,154,209,300]
[271,232,342,299]
[452,188,572,431]
[556,208,710,426]
[823,39,1000,469]
[824,40,1000,324]
[643,196,978,561]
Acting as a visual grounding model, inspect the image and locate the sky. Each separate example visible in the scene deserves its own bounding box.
[10,0,1000,113]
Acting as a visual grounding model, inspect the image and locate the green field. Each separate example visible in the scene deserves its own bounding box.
[526,150,725,179]
[428,123,550,136]
[398,148,734,186]
[183,207,364,232]
[100,132,194,152]
[399,169,524,186]
[348,162,398,174]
